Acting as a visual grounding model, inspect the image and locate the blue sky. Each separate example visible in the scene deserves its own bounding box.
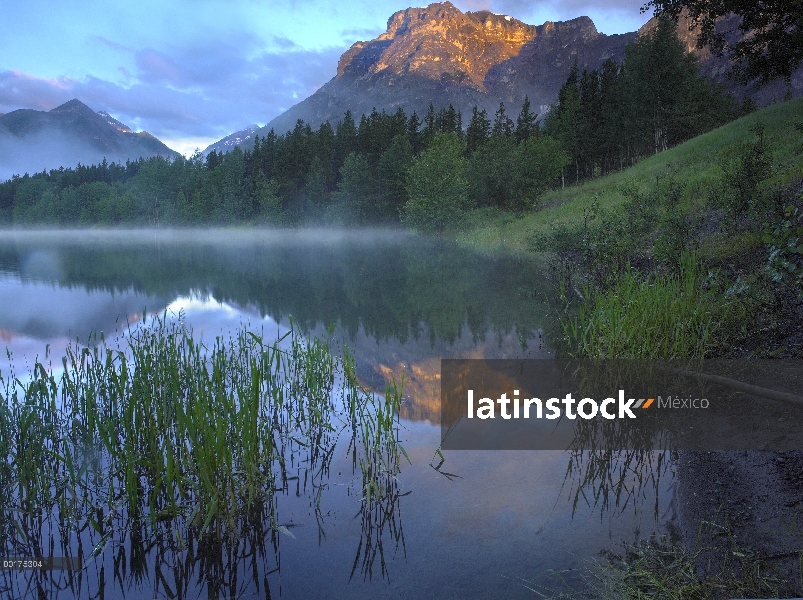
[0,0,649,155]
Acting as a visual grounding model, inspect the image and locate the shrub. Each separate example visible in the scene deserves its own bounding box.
[402,132,471,233]
[763,202,803,300]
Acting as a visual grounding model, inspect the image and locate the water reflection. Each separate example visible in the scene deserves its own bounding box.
[0,229,548,346]
[0,230,676,599]
[0,229,553,421]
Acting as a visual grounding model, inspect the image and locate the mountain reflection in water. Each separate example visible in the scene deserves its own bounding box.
[0,229,674,600]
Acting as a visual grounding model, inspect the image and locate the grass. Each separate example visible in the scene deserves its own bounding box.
[562,254,721,359]
[456,97,803,253]
[588,524,793,600]
[0,313,405,558]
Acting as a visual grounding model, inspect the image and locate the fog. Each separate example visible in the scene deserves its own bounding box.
[0,226,548,427]
[0,226,415,246]
[0,128,130,182]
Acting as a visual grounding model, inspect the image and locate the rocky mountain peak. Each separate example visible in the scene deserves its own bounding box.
[235,4,639,143]
[49,98,96,116]
[97,110,133,133]
[337,1,542,91]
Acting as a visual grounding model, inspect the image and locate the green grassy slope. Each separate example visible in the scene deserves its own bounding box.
[458,97,803,253]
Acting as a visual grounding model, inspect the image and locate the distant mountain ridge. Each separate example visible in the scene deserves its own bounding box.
[210,1,801,154]
[202,125,260,157]
[96,110,133,133]
[0,99,178,181]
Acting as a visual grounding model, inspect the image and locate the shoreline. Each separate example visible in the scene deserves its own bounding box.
[674,449,803,593]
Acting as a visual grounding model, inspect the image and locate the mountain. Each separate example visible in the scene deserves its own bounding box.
[96,110,133,133]
[208,2,635,153]
[0,99,179,181]
[211,1,801,153]
[639,12,803,106]
[202,125,260,156]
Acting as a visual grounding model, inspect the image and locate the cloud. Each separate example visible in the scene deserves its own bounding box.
[0,71,76,111]
[456,0,493,11]
[135,50,188,86]
[0,0,649,152]
[339,27,385,41]
[452,0,649,33]
[0,41,346,148]
[93,36,132,54]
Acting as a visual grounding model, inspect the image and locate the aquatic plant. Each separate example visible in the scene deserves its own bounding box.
[0,313,405,561]
[562,254,718,359]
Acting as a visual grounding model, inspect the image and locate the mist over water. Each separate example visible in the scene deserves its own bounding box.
[0,228,676,599]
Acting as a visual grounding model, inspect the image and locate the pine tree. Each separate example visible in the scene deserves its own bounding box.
[315,121,336,195]
[466,107,491,155]
[492,103,514,137]
[579,69,602,177]
[545,61,582,183]
[334,152,375,223]
[515,96,538,142]
[434,105,463,137]
[622,14,712,156]
[378,134,413,220]
[423,103,436,148]
[335,110,357,169]
[598,58,621,173]
[205,150,220,171]
[407,111,422,154]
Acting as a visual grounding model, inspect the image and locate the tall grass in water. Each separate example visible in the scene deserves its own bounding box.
[558,254,717,534]
[0,314,404,555]
[563,254,718,359]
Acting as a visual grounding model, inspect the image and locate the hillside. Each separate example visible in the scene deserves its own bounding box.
[460,97,803,253]
[0,99,179,181]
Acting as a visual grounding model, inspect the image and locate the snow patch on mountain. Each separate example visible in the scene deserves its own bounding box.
[202,125,260,156]
[97,111,132,133]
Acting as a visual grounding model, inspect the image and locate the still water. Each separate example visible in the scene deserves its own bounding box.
[0,229,674,599]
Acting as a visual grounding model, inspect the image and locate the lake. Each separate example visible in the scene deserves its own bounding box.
[0,229,674,599]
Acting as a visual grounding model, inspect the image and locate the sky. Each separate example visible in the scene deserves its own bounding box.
[0,0,651,156]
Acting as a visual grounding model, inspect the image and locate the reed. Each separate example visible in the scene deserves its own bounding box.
[562,254,718,359]
[0,313,404,554]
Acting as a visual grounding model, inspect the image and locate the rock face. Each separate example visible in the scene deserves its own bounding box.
[248,2,636,141]
[640,12,803,106]
[0,99,178,180]
[337,4,540,91]
[97,110,133,133]
[211,1,801,152]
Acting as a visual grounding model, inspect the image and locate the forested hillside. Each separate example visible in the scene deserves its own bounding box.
[0,17,748,230]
